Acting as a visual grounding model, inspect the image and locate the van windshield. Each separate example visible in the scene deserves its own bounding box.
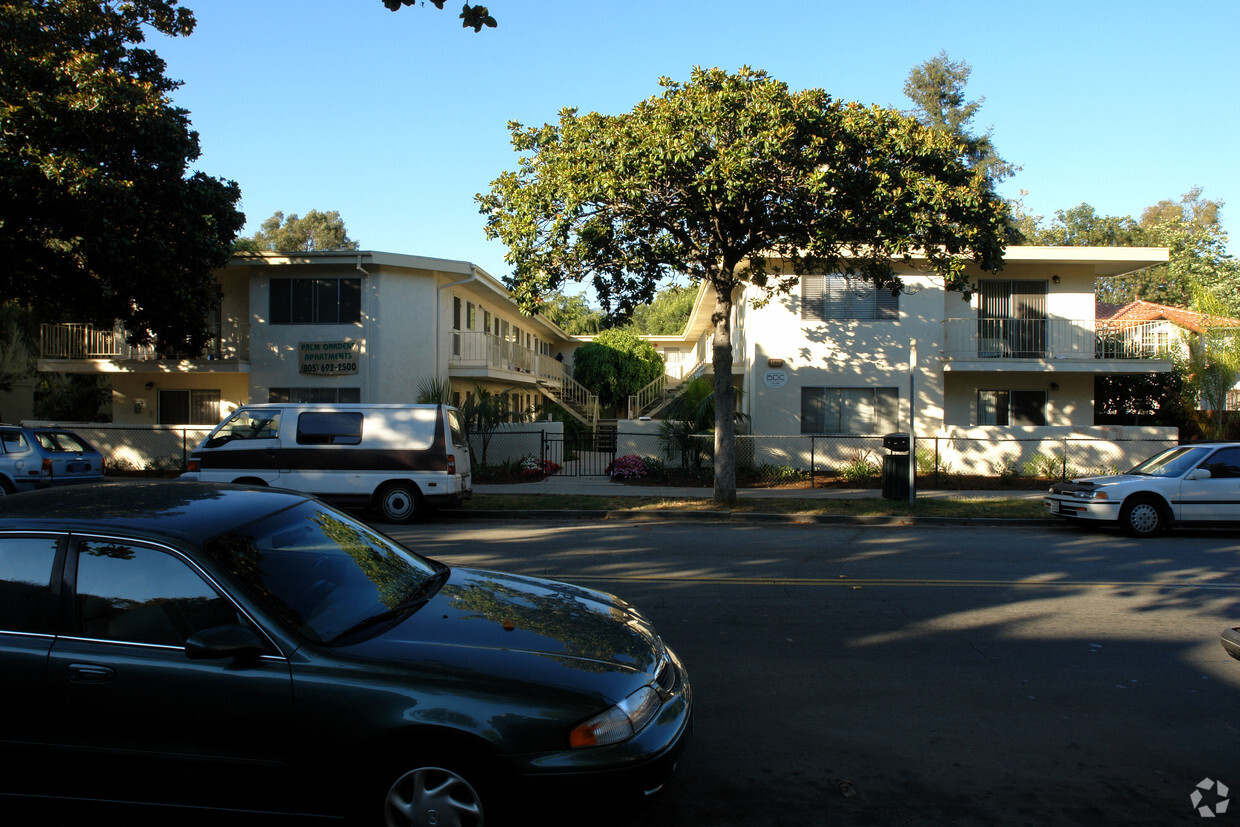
[207,410,281,447]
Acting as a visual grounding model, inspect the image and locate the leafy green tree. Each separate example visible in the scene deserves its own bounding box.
[480,67,1008,503]
[0,0,244,355]
[1023,190,1238,312]
[1182,286,1240,440]
[242,210,360,253]
[538,292,606,335]
[625,284,697,335]
[1094,371,1191,429]
[382,0,496,31]
[903,50,1017,185]
[571,329,664,413]
[34,374,111,422]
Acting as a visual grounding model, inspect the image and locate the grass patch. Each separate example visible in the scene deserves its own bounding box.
[456,494,1050,520]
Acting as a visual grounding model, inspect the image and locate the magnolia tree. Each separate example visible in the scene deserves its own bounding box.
[479,67,1010,503]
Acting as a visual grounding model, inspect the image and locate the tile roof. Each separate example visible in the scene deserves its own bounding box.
[1095,299,1240,333]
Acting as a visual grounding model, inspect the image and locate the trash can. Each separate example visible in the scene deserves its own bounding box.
[881,433,910,500]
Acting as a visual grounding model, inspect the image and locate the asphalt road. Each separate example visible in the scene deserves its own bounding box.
[384,518,1240,827]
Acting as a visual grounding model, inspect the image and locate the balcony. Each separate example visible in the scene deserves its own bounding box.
[941,318,1172,372]
[449,330,540,378]
[39,321,250,372]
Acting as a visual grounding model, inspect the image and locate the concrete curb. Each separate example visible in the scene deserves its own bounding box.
[439,508,1063,527]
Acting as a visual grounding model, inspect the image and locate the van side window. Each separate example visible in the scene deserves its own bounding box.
[447,410,466,447]
[209,412,280,447]
[297,412,364,445]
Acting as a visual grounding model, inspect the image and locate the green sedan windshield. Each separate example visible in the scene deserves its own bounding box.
[205,501,439,645]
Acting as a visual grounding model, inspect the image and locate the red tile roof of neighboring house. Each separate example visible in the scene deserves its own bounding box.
[1095,299,1240,333]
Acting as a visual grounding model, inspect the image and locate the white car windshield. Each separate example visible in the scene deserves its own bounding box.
[1127,446,1210,478]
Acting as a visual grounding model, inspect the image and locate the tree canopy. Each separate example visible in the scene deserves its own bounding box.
[571,329,664,413]
[537,292,606,335]
[481,66,1009,502]
[0,0,244,355]
[235,210,360,253]
[625,284,697,335]
[903,50,1017,186]
[382,1,495,31]
[1019,189,1238,312]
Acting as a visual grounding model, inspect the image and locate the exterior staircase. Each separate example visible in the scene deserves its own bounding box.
[536,373,599,426]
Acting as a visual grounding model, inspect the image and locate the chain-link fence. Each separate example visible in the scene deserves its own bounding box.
[50,421,1181,488]
[45,425,213,473]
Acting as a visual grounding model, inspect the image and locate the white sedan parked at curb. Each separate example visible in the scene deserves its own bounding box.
[1045,443,1240,537]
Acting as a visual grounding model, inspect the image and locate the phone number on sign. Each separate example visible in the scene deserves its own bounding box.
[301,362,358,374]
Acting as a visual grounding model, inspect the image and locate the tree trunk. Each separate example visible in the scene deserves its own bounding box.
[711,286,737,505]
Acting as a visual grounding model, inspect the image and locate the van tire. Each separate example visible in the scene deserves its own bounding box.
[232,477,268,487]
[377,482,423,524]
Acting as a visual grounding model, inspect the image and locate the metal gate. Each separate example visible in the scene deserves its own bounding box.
[545,428,616,477]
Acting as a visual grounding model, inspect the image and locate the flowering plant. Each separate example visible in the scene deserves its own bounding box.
[519,456,560,477]
[607,454,648,480]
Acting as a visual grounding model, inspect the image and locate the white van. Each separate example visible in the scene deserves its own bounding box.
[182,404,471,522]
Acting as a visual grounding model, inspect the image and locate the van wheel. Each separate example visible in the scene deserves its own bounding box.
[232,477,268,487]
[378,483,423,523]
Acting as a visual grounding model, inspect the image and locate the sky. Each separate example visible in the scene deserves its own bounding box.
[152,0,1240,292]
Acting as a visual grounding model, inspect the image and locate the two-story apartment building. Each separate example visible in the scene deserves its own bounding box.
[37,251,593,428]
[37,246,1177,472]
[620,247,1176,470]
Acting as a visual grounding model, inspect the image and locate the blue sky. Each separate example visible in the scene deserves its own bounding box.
[154,0,1239,288]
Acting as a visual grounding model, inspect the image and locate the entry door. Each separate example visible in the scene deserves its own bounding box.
[979,281,1047,358]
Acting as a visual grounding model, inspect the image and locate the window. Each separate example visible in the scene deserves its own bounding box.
[270,278,361,325]
[269,387,361,404]
[0,536,60,634]
[75,541,243,647]
[0,431,31,454]
[466,302,476,330]
[296,412,363,445]
[159,389,221,426]
[1201,447,1240,479]
[452,296,461,331]
[978,280,1047,358]
[801,387,899,434]
[802,275,898,321]
[978,390,1046,426]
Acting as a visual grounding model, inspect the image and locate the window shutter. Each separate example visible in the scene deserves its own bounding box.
[801,275,825,321]
[877,286,898,320]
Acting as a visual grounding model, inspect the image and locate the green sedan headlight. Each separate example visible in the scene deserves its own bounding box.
[569,685,661,748]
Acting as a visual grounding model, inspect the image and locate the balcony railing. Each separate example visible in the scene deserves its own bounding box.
[40,321,250,362]
[942,318,1170,361]
[451,330,538,374]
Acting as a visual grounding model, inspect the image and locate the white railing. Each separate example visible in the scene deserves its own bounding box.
[941,318,1171,361]
[452,330,538,374]
[40,321,249,362]
[536,357,598,424]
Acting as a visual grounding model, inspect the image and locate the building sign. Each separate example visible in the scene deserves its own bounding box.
[762,369,789,389]
[299,341,359,376]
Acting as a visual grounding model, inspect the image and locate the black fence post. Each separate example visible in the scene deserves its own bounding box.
[811,435,816,488]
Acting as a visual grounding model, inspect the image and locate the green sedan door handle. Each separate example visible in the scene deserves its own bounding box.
[68,663,115,684]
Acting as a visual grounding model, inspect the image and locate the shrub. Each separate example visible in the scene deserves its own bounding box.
[519,456,560,477]
[607,454,648,480]
[840,449,878,482]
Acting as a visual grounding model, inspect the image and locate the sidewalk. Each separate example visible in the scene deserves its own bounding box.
[473,475,1048,501]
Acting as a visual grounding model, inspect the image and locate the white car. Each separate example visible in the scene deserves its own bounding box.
[1045,443,1240,537]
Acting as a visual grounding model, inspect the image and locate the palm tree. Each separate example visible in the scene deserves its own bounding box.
[658,376,748,471]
